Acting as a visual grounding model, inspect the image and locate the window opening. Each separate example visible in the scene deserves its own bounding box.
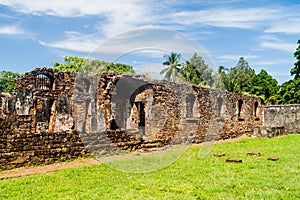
[36,74,52,90]
[254,101,259,117]
[238,99,243,117]
[186,94,196,118]
[217,97,223,117]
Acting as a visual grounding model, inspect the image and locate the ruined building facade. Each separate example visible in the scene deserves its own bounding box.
[0,68,283,170]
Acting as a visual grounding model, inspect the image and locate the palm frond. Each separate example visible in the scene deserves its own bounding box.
[160,67,170,74]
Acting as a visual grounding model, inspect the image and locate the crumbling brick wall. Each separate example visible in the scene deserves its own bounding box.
[0,68,264,170]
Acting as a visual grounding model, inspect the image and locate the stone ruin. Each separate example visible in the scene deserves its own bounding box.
[0,67,292,170]
[259,104,300,137]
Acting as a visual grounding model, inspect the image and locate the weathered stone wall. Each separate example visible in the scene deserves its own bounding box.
[0,68,264,170]
[258,104,300,137]
[0,121,87,170]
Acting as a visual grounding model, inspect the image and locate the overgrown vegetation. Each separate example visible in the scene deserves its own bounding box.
[0,71,23,93]
[53,55,135,75]
[0,135,299,199]
[160,39,300,104]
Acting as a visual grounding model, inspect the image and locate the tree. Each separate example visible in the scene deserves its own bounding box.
[251,70,279,104]
[105,63,135,74]
[213,66,227,90]
[53,56,90,73]
[278,79,300,104]
[290,39,300,79]
[0,70,24,93]
[53,56,135,75]
[180,60,203,85]
[219,57,256,93]
[190,53,213,86]
[160,52,182,82]
[277,39,300,104]
[181,53,213,86]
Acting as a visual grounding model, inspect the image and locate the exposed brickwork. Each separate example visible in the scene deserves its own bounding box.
[0,68,264,170]
[0,121,87,170]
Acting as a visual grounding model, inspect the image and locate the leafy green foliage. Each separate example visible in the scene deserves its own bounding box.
[218,57,256,94]
[0,70,23,93]
[181,53,213,86]
[105,63,135,74]
[213,66,227,90]
[278,79,300,104]
[278,39,300,104]
[215,58,280,104]
[180,60,203,85]
[290,39,300,79]
[53,56,91,73]
[53,56,135,75]
[251,70,279,104]
[160,52,182,82]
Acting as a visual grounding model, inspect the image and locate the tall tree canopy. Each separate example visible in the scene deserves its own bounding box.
[105,63,135,74]
[278,79,300,104]
[219,57,256,93]
[0,70,23,93]
[251,69,279,104]
[181,53,213,86]
[278,39,300,104]
[181,60,203,86]
[53,56,135,75]
[213,66,227,90]
[215,58,280,104]
[53,56,91,73]
[160,52,182,82]
[290,39,300,79]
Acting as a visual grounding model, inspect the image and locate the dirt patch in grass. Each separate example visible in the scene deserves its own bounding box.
[0,158,98,180]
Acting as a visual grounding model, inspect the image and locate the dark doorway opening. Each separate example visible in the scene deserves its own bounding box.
[135,102,145,127]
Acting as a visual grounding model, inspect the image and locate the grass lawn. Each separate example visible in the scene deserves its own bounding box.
[0,134,299,200]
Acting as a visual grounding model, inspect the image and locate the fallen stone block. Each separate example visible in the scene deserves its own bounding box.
[267,157,279,161]
[213,153,226,157]
[226,158,242,163]
[247,152,261,156]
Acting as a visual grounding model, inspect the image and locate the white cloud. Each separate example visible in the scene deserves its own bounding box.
[259,35,281,42]
[0,25,24,35]
[1,1,295,38]
[251,59,293,66]
[87,28,214,65]
[39,33,103,53]
[172,7,280,29]
[64,31,83,37]
[260,41,297,53]
[0,0,139,17]
[218,54,258,62]
[265,18,300,34]
[0,0,156,38]
[134,63,164,79]
[133,49,166,59]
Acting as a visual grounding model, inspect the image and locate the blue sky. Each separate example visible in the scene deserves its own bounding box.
[0,0,299,83]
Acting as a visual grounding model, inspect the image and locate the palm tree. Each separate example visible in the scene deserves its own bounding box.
[160,52,182,82]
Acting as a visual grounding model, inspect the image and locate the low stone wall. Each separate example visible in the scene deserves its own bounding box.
[262,104,300,136]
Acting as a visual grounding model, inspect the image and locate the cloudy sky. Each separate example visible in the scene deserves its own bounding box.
[0,0,299,83]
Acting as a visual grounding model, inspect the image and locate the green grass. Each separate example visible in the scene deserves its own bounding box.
[0,135,299,200]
